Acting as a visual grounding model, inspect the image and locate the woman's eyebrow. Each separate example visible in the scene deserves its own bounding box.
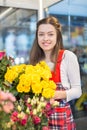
[38,31,54,33]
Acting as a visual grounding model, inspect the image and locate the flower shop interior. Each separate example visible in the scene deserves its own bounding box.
[0,0,87,130]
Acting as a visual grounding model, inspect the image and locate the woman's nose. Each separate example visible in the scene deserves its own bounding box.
[43,35,48,41]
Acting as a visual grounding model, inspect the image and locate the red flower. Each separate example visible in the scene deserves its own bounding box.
[45,102,51,111]
[26,103,32,110]
[33,115,41,125]
[20,118,27,126]
[0,51,5,60]
[20,115,28,126]
[43,102,54,117]
[11,111,19,122]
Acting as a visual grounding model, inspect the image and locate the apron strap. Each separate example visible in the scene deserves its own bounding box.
[51,50,65,83]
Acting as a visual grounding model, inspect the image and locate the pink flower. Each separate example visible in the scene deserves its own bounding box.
[3,101,14,113]
[0,51,5,60]
[30,111,33,116]
[20,115,28,126]
[20,118,27,126]
[43,102,54,117]
[0,91,16,113]
[42,126,50,130]
[0,91,16,102]
[26,103,32,110]
[0,91,9,100]
[7,92,16,102]
[33,115,41,125]
[11,111,19,122]
[46,109,54,117]
[45,103,51,111]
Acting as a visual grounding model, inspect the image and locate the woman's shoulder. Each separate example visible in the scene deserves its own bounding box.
[64,49,77,58]
[62,49,79,68]
[62,49,78,63]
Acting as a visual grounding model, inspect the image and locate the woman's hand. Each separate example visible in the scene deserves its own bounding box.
[50,98,55,104]
[50,98,59,107]
[53,90,67,100]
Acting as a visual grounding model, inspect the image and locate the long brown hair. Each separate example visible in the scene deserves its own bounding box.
[29,16,64,65]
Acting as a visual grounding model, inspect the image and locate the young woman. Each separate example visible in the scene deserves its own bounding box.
[29,16,82,130]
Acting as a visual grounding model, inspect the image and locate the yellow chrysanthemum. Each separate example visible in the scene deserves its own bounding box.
[17,74,31,93]
[22,85,31,93]
[25,65,35,74]
[32,83,42,94]
[17,83,30,93]
[19,74,31,86]
[5,64,26,83]
[42,88,55,98]
[41,70,52,80]
[48,80,56,89]
[11,64,26,73]
[34,64,43,76]
[16,83,24,93]
[4,68,18,83]
[31,73,41,84]
[36,61,52,80]
[17,64,26,73]
[40,80,56,98]
[40,80,49,89]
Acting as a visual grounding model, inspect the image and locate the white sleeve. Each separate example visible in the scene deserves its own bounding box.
[61,50,82,102]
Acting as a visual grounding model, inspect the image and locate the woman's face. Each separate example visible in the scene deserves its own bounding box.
[38,24,57,53]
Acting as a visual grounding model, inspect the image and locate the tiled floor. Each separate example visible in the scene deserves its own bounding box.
[73,110,87,130]
[75,116,87,130]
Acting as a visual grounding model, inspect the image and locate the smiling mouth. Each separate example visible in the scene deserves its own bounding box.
[43,42,50,46]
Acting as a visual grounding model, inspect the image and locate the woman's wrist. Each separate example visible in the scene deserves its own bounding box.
[53,90,67,100]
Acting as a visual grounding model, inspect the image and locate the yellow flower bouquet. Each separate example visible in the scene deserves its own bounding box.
[4,61,56,99]
[3,61,59,130]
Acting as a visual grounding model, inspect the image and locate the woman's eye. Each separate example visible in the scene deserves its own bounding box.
[49,34,54,36]
[38,34,43,36]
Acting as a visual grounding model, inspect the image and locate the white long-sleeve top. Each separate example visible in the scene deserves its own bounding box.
[47,50,82,102]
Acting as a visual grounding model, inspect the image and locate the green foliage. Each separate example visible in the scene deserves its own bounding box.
[75,93,87,110]
[0,56,12,89]
[0,111,11,130]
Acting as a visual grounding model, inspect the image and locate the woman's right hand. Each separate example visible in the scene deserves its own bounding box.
[50,98,55,104]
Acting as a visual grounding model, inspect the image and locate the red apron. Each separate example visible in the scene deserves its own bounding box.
[49,50,76,130]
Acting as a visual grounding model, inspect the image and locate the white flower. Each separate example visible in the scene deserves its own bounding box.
[33,109,37,115]
[53,101,59,107]
[26,108,30,114]
[18,112,25,119]
[17,105,22,111]
[27,98,31,103]
[40,96,44,102]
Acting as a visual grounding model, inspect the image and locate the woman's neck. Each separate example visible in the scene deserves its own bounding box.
[44,51,51,62]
